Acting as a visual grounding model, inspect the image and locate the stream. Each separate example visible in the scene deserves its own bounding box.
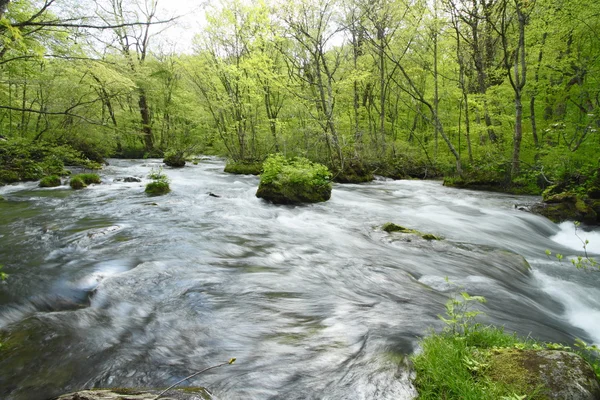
[1,158,599,400]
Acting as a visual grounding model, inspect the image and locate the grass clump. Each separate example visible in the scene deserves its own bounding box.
[39,175,61,187]
[70,176,86,189]
[70,173,101,190]
[145,167,170,196]
[412,291,550,399]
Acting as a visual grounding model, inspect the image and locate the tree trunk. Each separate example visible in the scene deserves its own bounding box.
[138,89,153,152]
[512,94,523,176]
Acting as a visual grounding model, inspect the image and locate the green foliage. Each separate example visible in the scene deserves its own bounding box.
[257,154,332,204]
[545,222,599,270]
[0,140,98,185]
[0,264,7,282]
[574,339,600,379]
[163,149,186,168]
[145,167,170,196]
[260,154,331,187]
[78,173,101,185]
[145,181,170,195]
[39,175,61,187]
[224,159,263,175]
[69,176,86,190]
[412,291,547,399]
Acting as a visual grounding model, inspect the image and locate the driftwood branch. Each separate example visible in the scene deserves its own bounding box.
[153,358,236,400]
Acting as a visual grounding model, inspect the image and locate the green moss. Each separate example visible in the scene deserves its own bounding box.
[75,173,101,185]
[145,181,170,195]
[70,176,87,190]
[332,161,374,183]
[224,160,263,175]
[487,349,549,398]
[0,195,4,201]
[382,222,441,240]
[256,154,332,204]
[163,150,186,168]
[39,175,61,187]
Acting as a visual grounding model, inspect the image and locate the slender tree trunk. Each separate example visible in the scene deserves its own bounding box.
[138,89,153,152]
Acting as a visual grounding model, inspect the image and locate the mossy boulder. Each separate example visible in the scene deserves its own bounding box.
[224,160,263,175]
[256,154,332,204]
[145,181,170,196]
[487,349,600,400]
[163,150,186,168]
[70,173,101,190]
[382,222,441,240]
[39,175,61,187]
[69,176,86,190]
[332,161,374,183]
[532,191,598,224]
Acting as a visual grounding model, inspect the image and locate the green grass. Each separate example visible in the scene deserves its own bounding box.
[70,176,86,189]
[412,326,544,399]
[145,181,170,195]
[39,175,61,187]
[76,173,101,184]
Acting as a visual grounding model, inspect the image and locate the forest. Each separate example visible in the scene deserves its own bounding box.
[0,0,599,191]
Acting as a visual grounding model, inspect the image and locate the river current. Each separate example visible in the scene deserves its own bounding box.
[0,158,599,400]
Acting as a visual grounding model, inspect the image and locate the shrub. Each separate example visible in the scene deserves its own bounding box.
[39,175,61,187]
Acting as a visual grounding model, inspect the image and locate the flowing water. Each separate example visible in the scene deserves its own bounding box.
[0,158,599,400]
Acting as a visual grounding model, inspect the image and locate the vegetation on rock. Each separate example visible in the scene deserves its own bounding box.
[382,222,441,240]
[224,160,263,175]
[163,150,186,168]
[69,176,86,190]
[39,175,61,187]
[0,140,99,186]
[145,168,170,196]
[256,154,332,204]
[412,291,600,399]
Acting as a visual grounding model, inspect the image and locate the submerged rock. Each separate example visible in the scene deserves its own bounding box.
[54,387,211,400]
[488,349,600,400]
[114,177,142,183]
[382,222,441,241]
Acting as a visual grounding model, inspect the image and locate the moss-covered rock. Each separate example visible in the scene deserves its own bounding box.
[77,173,101,185]
[163,150,186,168]
[487,349,600,400]
[224,160,263,175]
[256,154,332,204]
[69,173,100,190]
[39,175,61,188]
[332,161,374,183]
[0,140,100,185]
[69,176,86,190]
[145,181,170,196]
[381,222,441,240]
[532,191,598,224]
